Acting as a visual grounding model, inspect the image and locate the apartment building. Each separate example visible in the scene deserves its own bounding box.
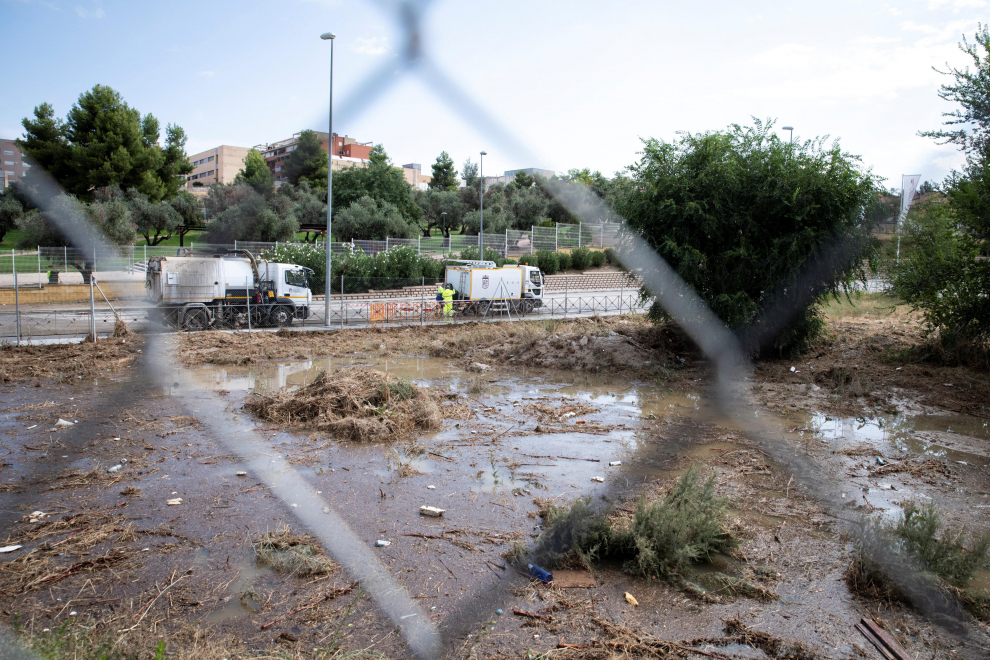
[401,163,433,190]
[255,132,374,185]
[485,167,556,187]
[0,138,32,190]
[182,145,251,191]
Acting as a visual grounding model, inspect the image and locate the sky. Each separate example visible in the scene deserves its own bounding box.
[0,0,985,190]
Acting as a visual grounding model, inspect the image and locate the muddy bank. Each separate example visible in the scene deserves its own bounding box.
[178,315,689,380]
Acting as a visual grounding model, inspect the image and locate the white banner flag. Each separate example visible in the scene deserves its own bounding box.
[899,174,921,226]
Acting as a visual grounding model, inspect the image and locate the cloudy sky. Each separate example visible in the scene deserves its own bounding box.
[0,0,984,189]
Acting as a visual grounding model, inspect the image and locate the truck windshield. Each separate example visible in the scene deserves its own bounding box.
[530,270,542,285]
[285,269,307,288]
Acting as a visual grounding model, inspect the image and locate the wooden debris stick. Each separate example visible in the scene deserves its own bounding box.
[855,618,911,660]
[259,582,357,630]
[513,609,551,621]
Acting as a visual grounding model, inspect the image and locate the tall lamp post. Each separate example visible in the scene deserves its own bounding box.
[321,31,335,326]
[782,126,794,144]
[440,212,448,259]
[479,151,487,259]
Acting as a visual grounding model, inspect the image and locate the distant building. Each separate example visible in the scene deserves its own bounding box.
[401,163,432,190]
[183,145,252,191]
[484,167,556,187]
[0,138,31,190]
[254,132,374,186]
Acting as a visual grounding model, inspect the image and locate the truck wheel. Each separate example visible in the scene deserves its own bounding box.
[273,305,293,327]
[521,300,534,314]
[183,309,209,331]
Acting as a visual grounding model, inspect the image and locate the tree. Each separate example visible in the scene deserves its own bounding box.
[127,188,182,246]
[429,151,459,191]
[18,85,192,202]
[284,130,328,188]
[893,26,990,352]
[236,148,275,195]
[0,192,23,244]
[276,181,326,242]
[332,196,418,241]
[414,188,466,237]
[332,145,420,223]
[618,120,880,355]
[461,158,480,188]
[512,170,534,189]
[16,192,136,281]
[202,189,299,244]
[462,186,512,235]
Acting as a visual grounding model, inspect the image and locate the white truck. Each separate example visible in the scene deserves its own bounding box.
[444,260,544,314]
[145,249,313,330]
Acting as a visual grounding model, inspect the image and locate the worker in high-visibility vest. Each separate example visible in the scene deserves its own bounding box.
[441,284,455,321]
[436,282,445,316]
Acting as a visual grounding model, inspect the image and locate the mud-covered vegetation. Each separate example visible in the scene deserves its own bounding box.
[534,466,736,580]
[245,368,443,440]
[848,501,990,621]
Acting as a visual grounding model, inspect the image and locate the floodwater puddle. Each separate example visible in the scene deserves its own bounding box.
[206,549,274,623]
[806,412,990,466]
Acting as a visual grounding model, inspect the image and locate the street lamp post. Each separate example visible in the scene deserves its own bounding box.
[782,126,794,144]
[321,31,335,326]
[440,212,447,259]
[479,151,487,260]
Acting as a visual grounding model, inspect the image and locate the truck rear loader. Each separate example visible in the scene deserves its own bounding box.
[145,249,312,330]
[443,260,543,314]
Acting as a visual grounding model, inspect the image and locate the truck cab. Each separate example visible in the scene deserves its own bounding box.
[262,262,313,319]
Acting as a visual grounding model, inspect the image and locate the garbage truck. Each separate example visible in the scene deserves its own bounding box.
[145,249,313,330]
[443,260,543,314]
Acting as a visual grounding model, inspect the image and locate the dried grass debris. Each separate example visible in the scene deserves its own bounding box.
[253,527,338,577]
[245,368,443,441]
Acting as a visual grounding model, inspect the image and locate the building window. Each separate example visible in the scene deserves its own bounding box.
[207,156,214,162]
[3,150,13,155]
[5,171,15,176]
[274,166,282,172]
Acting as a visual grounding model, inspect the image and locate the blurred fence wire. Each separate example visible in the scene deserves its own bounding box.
[0,0,980,657]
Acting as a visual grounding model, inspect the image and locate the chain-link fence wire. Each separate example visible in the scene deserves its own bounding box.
[2,1,982,657]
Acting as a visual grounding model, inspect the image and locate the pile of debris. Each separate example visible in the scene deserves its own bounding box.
[245,368,443,441]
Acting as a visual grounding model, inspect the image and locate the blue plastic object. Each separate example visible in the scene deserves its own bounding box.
[528,563,553,583]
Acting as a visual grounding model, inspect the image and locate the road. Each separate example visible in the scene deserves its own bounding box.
[0,288,648,344]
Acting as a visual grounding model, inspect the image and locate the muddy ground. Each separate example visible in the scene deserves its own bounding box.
[0,300,988,659]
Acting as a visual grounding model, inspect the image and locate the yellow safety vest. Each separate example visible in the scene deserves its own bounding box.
[441,288,454,302]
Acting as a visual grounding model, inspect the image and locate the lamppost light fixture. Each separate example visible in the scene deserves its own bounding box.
[782,126,793,131]
[321,32,336,40]
[480,151,487,156]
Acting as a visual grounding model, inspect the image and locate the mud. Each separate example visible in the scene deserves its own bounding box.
[0,298,988,659]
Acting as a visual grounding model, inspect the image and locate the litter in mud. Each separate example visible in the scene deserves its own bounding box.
[419,506,445,517]
[166,498,182,506]
[624,591,639,606]
[0,545,22,553]
[245,368,443,441]
[54,418,74,428]
[856,617,911,660]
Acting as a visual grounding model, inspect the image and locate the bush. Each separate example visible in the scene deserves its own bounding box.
[532,465,736,581]
[603,247,618,265]
[535,249,559,275]
[618,121,880,356]
[848,500,990,620]
[420,257,444,279]
[590,250,607,268]
[614,464,736,577]
[570,246,591,270]
[503,258,517,265]
[557,251,572,271]
[518,253,538,267]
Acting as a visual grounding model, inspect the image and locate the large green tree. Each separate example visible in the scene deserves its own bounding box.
[332,196,418,241]
[0,191,23,243]
[284,130,328,188]
[18,85,192,202]
[893,26,990,351]
[202,186,299,244]
[414,188,466,237]
[429,151,459,191]
[332,145,420,223]
[618,120,880,355]
[236,148,275,195]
